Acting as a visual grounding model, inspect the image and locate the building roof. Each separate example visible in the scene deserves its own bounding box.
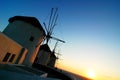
[40,44,51,52]
[9,16,45,35]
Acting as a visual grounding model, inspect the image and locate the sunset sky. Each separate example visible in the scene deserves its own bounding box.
[0,0,120,80]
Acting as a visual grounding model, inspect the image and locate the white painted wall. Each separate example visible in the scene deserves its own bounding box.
[0,32,28,64]
[3,20,45,66]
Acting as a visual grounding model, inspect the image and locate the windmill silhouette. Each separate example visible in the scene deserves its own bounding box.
[34,8,65,67]
[47,40,63,67]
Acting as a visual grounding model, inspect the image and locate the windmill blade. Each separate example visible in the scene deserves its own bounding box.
[50,14,58,35]
[56,53,62,60]
[50,36,65,43]
[42,36,47,44]
[48,8,53,32]
[42,8,65,45]
[43,22,48,33]
[55,52,61,56]
[53,40,58,52]
[49,8,58,35]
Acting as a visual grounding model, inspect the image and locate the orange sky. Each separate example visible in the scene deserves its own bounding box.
[55,61,120,80]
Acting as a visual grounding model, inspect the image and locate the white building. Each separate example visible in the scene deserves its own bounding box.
[0,32,28,64]
[35,44,51,66]
[47,52,57,67]
[2,16,45,66]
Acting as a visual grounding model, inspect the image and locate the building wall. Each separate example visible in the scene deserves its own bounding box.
[47,55,56,67]
[37,50,50,65]
[0,32,28,64]
[3,21,45,66]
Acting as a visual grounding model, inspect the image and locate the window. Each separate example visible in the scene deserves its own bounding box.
[29,36,34,41]
[2,53,11,62]
[9,54,16,62]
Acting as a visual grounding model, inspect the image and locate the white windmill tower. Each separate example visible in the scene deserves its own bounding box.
[34,8,65,66]
[3,16,46,66]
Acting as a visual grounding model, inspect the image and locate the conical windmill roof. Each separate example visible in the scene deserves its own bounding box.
[9,16,45,35]
[40,44,51,52]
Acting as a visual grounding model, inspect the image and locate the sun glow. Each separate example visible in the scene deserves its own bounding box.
[87,69,96,79]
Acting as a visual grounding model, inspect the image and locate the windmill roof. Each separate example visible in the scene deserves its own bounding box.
[40,44,51,52]
[9,16,45,35]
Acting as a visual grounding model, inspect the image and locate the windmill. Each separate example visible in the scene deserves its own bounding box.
[52,41,63,67]
[34,8,65,66]
[47,40,62,67]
